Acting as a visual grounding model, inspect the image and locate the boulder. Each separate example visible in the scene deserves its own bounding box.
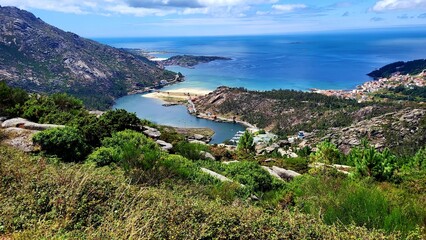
[156,140,173,151]
[261,166,283,181]
[192,134,205,140]
[1,118,64,130]
[0,116,7,125]
[271,166,301,180]
[2,127,38,152]
[1,118,30,128]
[201,168,233,183]
[223,160,239,165]
[200,151,216,161]
[143,126,161,139]
[189,140,207,145]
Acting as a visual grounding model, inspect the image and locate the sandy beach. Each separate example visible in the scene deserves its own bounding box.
[143,88,212,102]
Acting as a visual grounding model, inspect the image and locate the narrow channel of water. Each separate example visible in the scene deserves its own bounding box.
[113,94,246,144]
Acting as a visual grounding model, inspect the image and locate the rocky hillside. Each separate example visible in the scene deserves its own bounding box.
[0,6,176,109]
[193,87,400,134]
[309,108,426,155]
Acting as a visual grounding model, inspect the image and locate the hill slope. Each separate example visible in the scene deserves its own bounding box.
[0,6,176,109]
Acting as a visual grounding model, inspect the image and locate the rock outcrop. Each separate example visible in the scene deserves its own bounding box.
[156,140,173,151]
[312,108,426,154]
[2,118,65,130]
[143,126,161,139]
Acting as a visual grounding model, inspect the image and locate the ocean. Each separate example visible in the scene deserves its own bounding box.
[99,27,426,92]
[104,27,426,143]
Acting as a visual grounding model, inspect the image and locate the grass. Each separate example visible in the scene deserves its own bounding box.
[291,174,426,237]
[0,145,413,239]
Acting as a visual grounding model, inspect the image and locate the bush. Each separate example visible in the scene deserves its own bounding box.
[33,127,89,162]
[348,142,397,182]
[224,161,284,194]
[0,81,29,117]
[79,109,143,147]
[20,93,87,124]
[173,142,210,160]
[86,147,120,167]
[101,130,161,171]
[310,141,344,165]
[159,155,216,185]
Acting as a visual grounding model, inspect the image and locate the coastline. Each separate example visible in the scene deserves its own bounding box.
[143,88,212,103]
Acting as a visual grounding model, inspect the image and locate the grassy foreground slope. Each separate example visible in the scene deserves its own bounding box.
[0,146,405,239]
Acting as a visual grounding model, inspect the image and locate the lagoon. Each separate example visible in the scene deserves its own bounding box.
[113,94,245,144]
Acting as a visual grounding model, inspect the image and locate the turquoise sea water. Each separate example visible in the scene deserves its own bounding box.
[107,28,426,143]
[100,27,426,92]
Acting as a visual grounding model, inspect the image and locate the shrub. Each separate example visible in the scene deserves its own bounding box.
[224,161,284,194]
[101,130,161,171]
[33,127,89,162]
[86,147,120,167]
[173,142,210,160]
[349,143,397,182]
[159,154,216,185]
[279,157,309,173]
[0,81,29,117]
[79,109,143,148]
[310,141,343,165]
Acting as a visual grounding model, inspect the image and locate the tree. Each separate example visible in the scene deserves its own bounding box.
[348,142,397,182]
[310,141,342,165]
[238,131,254,153]
[0,81,29,117]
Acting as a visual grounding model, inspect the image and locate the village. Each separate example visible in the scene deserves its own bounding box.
[311,72,426,102]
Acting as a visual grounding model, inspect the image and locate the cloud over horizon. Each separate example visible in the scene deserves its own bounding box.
[373,0,426,12]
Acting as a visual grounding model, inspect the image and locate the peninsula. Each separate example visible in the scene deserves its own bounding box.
[159,55,232,68]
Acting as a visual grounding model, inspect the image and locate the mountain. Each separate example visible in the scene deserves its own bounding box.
[0,6,176,109]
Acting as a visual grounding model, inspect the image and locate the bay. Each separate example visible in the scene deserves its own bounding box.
[108,28,426,143]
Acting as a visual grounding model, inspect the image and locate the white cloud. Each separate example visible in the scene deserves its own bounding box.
[272,4,307,12]
[0,0,278,16]
[373,0,426,12]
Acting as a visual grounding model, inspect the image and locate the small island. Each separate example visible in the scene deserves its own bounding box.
[159,55,232,68]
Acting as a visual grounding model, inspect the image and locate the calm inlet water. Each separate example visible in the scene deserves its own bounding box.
[108,28,426,143]
[113,94,245,144]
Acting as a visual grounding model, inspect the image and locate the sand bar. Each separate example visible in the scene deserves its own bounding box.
[143,88,212,102]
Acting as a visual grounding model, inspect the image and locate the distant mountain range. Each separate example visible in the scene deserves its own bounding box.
[0,6,176,109]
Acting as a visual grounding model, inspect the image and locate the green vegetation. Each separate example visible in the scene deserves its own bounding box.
[376,85,426,102]
[237,130,254,153]
[1,146,407,239]
[1,84,426,239]
[0,81,29,117]
[173,141,210,160]
[368,59,426,78]
[33,127,89,162]
[200,87,402,135]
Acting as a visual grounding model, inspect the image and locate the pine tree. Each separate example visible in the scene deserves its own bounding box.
[238,131,254,153]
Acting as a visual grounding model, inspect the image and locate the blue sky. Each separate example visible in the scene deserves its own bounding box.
[1,0,426,37]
